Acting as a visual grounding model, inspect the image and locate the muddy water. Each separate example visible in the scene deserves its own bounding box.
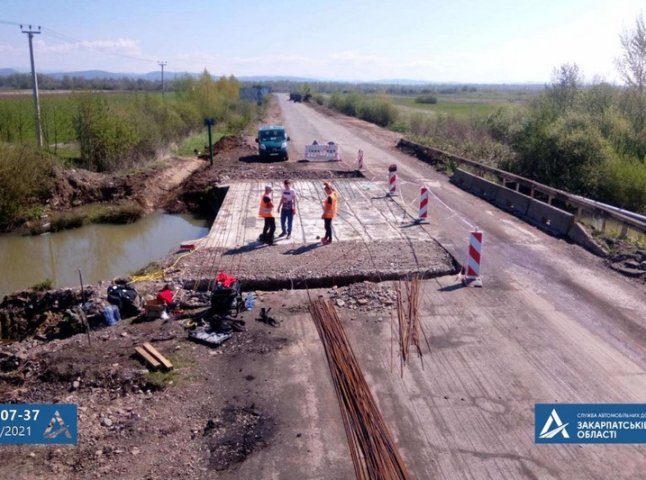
[0,213,210,297]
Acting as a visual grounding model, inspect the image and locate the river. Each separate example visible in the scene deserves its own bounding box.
[0,213,210,298]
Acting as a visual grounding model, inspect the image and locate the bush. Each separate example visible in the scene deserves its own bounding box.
[31,279,53,292]
[357,96,398,127]
[598,155,646,213]
[74,94,137,171]
[415,94,438,104]
[327,92,398,127]
[0,144,53,228]
[511,111,610,194]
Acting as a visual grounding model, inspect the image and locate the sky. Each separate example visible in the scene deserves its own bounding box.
[0,0,644,84]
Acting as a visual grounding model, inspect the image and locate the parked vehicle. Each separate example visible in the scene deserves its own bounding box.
[256,125,290,161]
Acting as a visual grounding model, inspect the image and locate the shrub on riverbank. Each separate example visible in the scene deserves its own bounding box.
[46,202,143,233]
[0,144,53,230]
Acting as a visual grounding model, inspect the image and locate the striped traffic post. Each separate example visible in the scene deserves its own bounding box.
[357,149,364,170]
[414,186,430,224]
[463,229,483,287]
[387,164,398,196]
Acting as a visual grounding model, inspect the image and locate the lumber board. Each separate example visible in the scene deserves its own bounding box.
[135,346,161,370]
[142,342,174,370]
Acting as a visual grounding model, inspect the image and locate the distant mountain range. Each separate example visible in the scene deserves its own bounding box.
[0,68,188,81]
[0,68,324,82]
[0,68,545,88]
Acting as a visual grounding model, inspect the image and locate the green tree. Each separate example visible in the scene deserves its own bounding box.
[74,94,137,171]
[617,15,646,132]
[618,15,646,92]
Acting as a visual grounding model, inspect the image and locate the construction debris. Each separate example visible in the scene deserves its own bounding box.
[134,342,173,371]
[256,307,280,327]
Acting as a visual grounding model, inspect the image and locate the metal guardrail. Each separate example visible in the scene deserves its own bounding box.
[397,139,646,239]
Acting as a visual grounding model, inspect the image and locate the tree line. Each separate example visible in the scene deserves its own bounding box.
[0,73,164,91]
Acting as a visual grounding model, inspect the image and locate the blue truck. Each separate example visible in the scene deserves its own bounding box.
[255,125,290,161]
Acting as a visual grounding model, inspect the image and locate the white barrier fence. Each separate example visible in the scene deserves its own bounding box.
[304,143,340,161]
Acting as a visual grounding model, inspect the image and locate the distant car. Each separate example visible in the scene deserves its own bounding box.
[255,125,290,161]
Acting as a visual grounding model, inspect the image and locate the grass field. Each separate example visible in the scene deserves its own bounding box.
[390,89,537,119]
[176,130,226,156]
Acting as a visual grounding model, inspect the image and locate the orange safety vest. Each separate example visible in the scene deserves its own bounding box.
[259,194,274,218]
[322,191,338,219]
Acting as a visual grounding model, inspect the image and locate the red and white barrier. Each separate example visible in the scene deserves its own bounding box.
[387,164,398,196]
[414,186,429,224]
[357,149,364,170]
[463,229,483,287]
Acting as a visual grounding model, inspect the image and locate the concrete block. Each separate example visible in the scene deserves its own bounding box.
[450,169,473,190]
[567,222,607,257]
[494,187,531,216]
[527,200,574,236]
[470,176,501,200]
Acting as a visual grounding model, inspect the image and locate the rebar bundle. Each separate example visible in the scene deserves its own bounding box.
[309,298,412,480]
[396,277,430,376]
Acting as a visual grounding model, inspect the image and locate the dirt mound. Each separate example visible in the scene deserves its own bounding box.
[49,168,130,210]
[214,134,243,151]
[0,287,96,341]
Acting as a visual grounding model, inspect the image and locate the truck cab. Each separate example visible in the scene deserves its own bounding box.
[256,125,290,161]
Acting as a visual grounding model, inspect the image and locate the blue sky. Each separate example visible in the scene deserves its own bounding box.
[0,0,643,83]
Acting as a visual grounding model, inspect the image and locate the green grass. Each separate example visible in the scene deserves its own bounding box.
[45,201,143,233]
[391,94,527,119]
[388,90,536,119]
[176,130,226,156]
[146,349,197,388]
[31,278,53,292]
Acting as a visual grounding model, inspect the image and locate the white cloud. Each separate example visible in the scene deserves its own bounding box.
[0,44,21,54]
[328,50,380,63]
[34,38,144,56]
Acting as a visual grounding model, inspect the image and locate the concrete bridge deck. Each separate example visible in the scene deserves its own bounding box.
[200,179,431,249]
[178,179,456,287]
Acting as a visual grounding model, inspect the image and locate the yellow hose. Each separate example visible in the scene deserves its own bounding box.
[130,250,194,283]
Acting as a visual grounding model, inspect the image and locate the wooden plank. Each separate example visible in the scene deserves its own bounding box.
[142,342,173,370]
[135,346,161,370]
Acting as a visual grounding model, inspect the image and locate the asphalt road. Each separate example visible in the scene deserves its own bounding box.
[276,94,646,479]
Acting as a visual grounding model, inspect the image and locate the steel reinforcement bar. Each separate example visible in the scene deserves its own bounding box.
[309,297,412,480]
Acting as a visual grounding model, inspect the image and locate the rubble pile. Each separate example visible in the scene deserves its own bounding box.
[328,281,398,311]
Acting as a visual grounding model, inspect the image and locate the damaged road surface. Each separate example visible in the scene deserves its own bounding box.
[1,92,646,479]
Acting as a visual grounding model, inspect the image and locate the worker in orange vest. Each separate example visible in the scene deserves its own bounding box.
[258,185,276,245]
[321,182,337,245]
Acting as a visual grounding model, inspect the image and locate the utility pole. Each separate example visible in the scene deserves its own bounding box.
[158,61,167,99]
[21,25,43,147]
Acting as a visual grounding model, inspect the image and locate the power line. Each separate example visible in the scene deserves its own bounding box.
[0,19,25,26]
[1,19,159,66]
[40,26,158,64]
